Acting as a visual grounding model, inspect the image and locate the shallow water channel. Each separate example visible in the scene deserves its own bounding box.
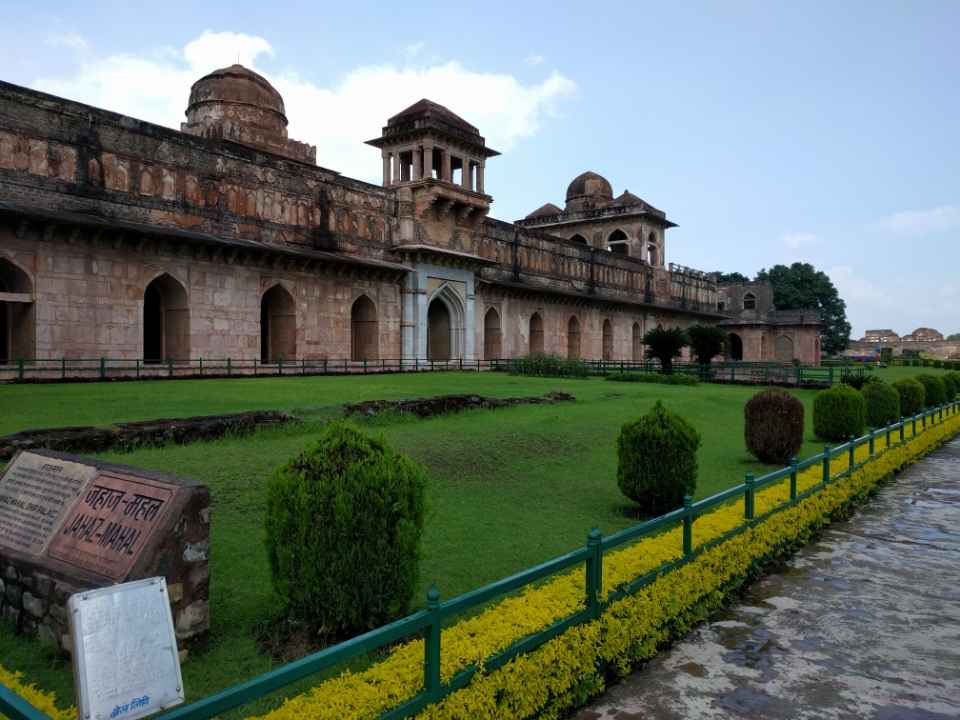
[577,439,960,720]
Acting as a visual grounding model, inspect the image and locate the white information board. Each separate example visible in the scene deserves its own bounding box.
[68,577,185,720]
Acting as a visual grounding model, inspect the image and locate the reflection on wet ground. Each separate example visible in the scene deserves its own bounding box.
[576,440,960,720]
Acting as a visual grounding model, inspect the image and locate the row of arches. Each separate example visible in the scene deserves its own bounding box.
[726,332,797,362]
[142,273,384,363]
[565,230,659,264]
[480,309,645,362]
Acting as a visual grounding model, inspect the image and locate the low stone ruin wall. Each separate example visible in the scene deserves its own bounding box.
[343,391,575,419]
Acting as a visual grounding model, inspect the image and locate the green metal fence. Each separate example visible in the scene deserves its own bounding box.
[2,400,956,720]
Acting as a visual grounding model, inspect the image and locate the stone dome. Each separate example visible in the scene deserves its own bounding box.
[181,64,316,164]
[565,171,613,212]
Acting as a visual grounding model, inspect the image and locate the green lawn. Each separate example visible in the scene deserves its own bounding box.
[0,371,853,712]
[872,364,955,383]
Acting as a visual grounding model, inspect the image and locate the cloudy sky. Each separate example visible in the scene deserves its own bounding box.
[1,2,957,338]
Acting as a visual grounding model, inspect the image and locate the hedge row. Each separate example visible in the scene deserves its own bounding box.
[605,371,699,386]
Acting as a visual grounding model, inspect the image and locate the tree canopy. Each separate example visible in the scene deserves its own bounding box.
[643,326,689,374]
[711,271,751,284]
[756,263,851,356]
[687,324,726,365]
[947,333,960,341]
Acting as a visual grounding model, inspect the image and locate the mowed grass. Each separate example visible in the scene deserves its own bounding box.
[0,373,830,709]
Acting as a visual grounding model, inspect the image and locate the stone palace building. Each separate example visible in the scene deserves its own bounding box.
[0,64,820,367]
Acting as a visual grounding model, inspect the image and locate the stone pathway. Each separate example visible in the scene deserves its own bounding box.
[576,439,960,720]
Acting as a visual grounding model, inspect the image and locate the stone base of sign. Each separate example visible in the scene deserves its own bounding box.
[0,451,210,657]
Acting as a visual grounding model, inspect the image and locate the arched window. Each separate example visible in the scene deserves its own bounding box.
[144,273,189,362]
[483,307,502,360]
[428,298,452,361]
[607,229,629,255]
[743,293,757,310]
[728,333,744,361]
[647,232,659,265]
[351,295,378,361]
[632,322,642,362]
[569,234,588,245]
[0,258,35,363]
[260,285,297,363]
[774,335,794,362]
[529,312,544,355]
[602,319,614,361]
[567,316,581,359]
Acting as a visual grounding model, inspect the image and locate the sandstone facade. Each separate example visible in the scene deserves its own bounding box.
[0,65,820,367]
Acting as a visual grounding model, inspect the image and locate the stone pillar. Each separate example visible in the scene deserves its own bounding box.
[401,274,418,359]
[442,149,451,183]
[382,152,391,186]
[477,161,485,194]
[422,143,433,179]
[415,268,429,359]
[465,279,476,360]
[411,147,420,181]
[461,158,471,191]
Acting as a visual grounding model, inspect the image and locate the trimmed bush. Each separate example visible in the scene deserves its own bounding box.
[265,422,427,635]
[744,389,804,464]
[861,380,900,427]
[617,401,700,516]
[893,378,925,417]
[813,384,866,442]
[508,354,590,378]
[605,371,699,386]
[940,372,959,401]
[916,374,946,408]
[641,327,689,375]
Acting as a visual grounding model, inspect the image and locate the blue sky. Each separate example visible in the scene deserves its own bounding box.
[1,1,957,338]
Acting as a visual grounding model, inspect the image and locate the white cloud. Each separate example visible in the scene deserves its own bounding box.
[781,232,819,250]
[525,54,545,66]
[32,30,575,183]
[46,32,90,54]
[404,42,425,59]
[876,205,960,237]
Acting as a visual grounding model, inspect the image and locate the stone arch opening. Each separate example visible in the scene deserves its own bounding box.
[602,319,614,360]
[351,295,379,361]
[608,229,629,255]
[775,335,793,362]
[260,284,297,363]
[647,232,658,265]
[570,234,588,245]
[743,292,757,310]
[567,316,581,359]
[483,307,502,360]
[632,322,643,362]
[529,312,544,355]
[728,333,744,361]
[427,284,466,361]
[143,273,189,362]
[0,258,35,363]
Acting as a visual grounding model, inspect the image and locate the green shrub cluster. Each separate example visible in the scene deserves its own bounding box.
[892,378,925,417]
[916,374,947,408]
[743,389,804,464]
[813,384,866,442]
[508,354,590,378]
[605,371,699,386]
[617,401,700,516]
[941,372,960,401]
[265,422,427,636]
[861,380,900,427]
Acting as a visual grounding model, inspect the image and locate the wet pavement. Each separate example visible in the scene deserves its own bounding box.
[576,439,960,720]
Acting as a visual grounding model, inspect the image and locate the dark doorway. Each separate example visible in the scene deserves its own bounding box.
[567,316,580,359]
[728,333,744,361]
[483,307,501,360]
[428,299,451,360]
[529,313,544,355]
[0,259,35,363]
[260,285,296,363]
[602,319,614,360]
[351,295,378,361]
[143,274,189,362]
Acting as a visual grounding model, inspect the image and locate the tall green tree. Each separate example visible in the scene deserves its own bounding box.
[947,333,960,341]
[756,263,851,356]
[687,324,726,366]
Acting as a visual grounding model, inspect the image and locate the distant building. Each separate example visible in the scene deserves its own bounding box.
[861,329,899,344]
[901,327,943,343]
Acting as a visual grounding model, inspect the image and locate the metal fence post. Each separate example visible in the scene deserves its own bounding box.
[822,446,831,484]
[868,429,875,456]
[168,359,173,378]
[585,528,603,618]
[790,457,798,501]
[17,358,24,381]
[424,586,442,701]
[136,359,140,379]
[848,435,856,471]
[744,472,755,520]
[912,415,917,436]
[99,357,106,380]
[199,357,203,376]
[900,417,905,443]
[885,422,891,448]
[62,357,66,381]
[682,496,693,556]
[227,357,232,377]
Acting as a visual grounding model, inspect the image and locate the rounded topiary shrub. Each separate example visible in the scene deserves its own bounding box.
[916,374,946,408]
[813,384,866,442]
[892,378,925,417]
[265,422,427,636]
[744,389,804,464]
[861,380,900,428]
[940,372,959,401]
[617,401,700,516]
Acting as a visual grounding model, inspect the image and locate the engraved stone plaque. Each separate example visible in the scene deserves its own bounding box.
[49,472,176,581]
[69,577,184,720]
[0,451,97,555]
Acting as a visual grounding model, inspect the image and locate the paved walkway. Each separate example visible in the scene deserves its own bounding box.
[577,439,960,720]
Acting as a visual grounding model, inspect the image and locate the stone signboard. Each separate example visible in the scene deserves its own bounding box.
[0,450,210,658]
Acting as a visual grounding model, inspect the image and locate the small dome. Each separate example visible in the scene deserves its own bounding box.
[565,171,613,212]
[525,202,563,220]
[188,64,286,120]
